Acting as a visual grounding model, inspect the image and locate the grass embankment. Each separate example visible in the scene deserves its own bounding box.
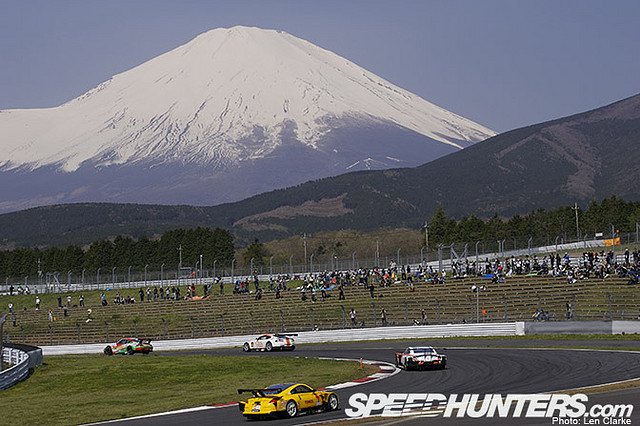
[0,354,377,426]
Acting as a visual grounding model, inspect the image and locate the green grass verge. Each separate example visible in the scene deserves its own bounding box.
[0,354,377,426]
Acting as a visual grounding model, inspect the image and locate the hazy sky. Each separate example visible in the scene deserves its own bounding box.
[1,0,638,132]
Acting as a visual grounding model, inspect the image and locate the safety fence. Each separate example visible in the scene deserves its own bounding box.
[3,235,634,295]
[0,343,42,391]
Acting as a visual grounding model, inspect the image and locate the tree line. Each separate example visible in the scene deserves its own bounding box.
[426,196,640,248]
[0,227,234,278]
[1,196,639,279]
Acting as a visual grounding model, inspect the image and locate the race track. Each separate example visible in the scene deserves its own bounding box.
[100,340,640,426]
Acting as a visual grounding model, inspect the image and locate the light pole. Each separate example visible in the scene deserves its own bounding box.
[97,268,100,286]
[112,267,116,286]
[231,258,236,285]
[290,255,294,275]
[471,285,486,323]
[352,251,357,270]
[424,221,429,263]
[331,252,335,271]
[144,264,148,286]
[269,256,274,276]
[375,239,380,268]
[212,260,217,280]
[572,202,580,239]
[161,263,165,285]
[397,248,401,267]
[199,254,203,286]
[250,258,255,275]
[609,223,616,259]
[310,254,314,273]
[302,233,308,272]
[128,266,132,285]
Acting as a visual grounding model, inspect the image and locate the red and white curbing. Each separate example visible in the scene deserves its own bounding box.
[319,357,399,390]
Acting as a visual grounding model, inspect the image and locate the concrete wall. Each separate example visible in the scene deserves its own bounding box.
[524,320,640,335]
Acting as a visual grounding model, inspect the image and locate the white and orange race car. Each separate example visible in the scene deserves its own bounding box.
[394,346,447,370]
[242,334,296,352]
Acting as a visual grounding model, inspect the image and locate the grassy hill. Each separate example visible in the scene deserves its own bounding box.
[2,273,638,346]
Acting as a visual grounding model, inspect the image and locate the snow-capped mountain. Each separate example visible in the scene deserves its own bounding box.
[0,26,496,213]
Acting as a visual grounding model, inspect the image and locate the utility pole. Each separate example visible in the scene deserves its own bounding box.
[572,202,580,239]
[177,245,183,269]
[424,221,429,263]
[302,233,308,272]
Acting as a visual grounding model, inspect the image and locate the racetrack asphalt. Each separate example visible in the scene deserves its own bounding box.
[94,339,640,426]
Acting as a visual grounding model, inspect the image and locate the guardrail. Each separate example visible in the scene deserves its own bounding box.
[0,343,43,391]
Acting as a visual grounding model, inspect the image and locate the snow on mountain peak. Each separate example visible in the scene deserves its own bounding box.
[0,26,496,174]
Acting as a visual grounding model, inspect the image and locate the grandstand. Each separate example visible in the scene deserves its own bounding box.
[2,273,639,346]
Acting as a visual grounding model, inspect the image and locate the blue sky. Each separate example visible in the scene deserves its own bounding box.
[0,0,638,132]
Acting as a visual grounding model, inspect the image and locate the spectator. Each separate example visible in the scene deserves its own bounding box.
[421,309,428,325]
[48,310,53,322]
[67,295,71,307]
[350,308,357,326]
[381,309,387,326]
[79,294,85,307]
[339,284,345,300]
[8,302,13,314]
[35,296,41,311]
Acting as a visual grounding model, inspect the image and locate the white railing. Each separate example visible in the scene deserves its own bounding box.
[0,346,30,391]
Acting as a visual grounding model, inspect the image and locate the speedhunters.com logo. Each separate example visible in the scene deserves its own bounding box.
[345,393,633,423]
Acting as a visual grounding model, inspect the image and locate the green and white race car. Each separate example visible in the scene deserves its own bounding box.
[104,338,153,355]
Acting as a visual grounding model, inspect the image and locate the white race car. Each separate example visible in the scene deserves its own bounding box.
[395,346,447,370]
[242,334,296,352]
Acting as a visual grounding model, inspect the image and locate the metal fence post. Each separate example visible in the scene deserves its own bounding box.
[105,321,109,343]
[404,300,408,325]
[280,310,284,333]
[134,320,138,339]
[607,292,612,320]
[503,295,508,321]
[190,317,194,338]
[162,318,166,340]
[76,322,81,344]
[48,324,53,345]
[372,302,377,327]
[340,305,346,329]
[310,308,315,331]
[436,298,441,324]
[250,312,254,334]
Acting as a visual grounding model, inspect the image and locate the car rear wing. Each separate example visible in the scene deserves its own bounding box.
[274,333,298,337]
[237,388,283,397]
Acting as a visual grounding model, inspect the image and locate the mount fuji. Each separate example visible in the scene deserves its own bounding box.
[0,26,495,213]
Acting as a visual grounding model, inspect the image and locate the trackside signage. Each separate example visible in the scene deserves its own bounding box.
[345,393,634,423]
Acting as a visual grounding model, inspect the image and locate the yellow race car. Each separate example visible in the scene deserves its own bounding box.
[238,382,339,419]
